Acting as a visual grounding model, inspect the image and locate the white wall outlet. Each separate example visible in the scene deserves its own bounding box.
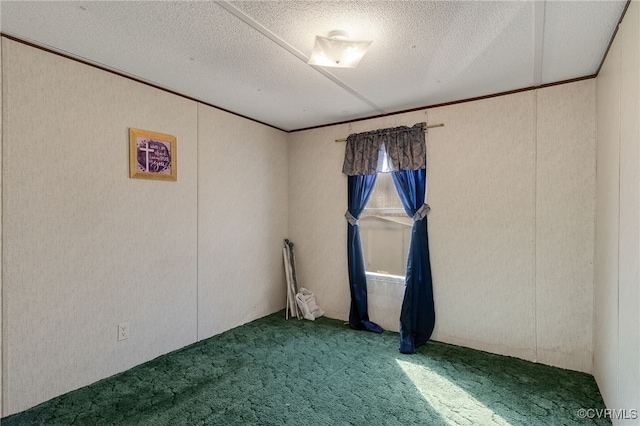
[118,323,130,341]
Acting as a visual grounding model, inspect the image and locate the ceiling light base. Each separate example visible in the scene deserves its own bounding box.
[307,30,372,68]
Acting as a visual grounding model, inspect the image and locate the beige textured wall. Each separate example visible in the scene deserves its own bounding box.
[0,38,289,416]
[289,81,596,372]
[595,0,640,421]
[2,38,198,414]
[0,35,3,417]
[595,19,621,412]
[197,104,288,339]
[536,82,596,372]
[426,93,538,362]
[616,1,640,417]
[287,123,350,320]
[0,26,608,416]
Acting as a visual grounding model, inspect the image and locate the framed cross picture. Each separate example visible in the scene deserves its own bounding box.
[129,128,177,181]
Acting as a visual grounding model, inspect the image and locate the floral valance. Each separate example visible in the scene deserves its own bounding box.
[342,123,426,176]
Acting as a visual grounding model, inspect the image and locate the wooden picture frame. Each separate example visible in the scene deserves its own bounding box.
[129,128,177,181]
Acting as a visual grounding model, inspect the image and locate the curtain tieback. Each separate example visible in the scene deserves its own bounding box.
[412,203,430,222]
[345,210,359,226]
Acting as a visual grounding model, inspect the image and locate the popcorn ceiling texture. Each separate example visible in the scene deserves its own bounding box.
[0,1,626,131]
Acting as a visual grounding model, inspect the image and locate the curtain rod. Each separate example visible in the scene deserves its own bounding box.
[334,123,444,142]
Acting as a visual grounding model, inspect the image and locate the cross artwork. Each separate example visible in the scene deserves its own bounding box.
[136,138,172,174]
[139,141,155,172]
[129,128,177,181]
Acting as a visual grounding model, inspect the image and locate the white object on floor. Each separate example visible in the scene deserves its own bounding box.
[295,287,324,321]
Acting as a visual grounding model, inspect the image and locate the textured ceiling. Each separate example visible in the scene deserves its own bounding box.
[0,1,627,131]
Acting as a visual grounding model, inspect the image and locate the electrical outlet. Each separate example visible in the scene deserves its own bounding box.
[118,323,129,341]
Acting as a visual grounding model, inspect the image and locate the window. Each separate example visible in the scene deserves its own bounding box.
[360,173,411,277]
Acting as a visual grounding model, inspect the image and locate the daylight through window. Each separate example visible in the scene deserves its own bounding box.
[360,173,411,277]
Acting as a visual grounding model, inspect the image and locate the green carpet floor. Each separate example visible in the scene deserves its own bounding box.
[3,312,609,425]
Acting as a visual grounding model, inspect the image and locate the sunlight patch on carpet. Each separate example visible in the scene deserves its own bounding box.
[396,358,512,426]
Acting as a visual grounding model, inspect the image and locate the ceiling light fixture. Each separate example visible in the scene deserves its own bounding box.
[307,30,372,68]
